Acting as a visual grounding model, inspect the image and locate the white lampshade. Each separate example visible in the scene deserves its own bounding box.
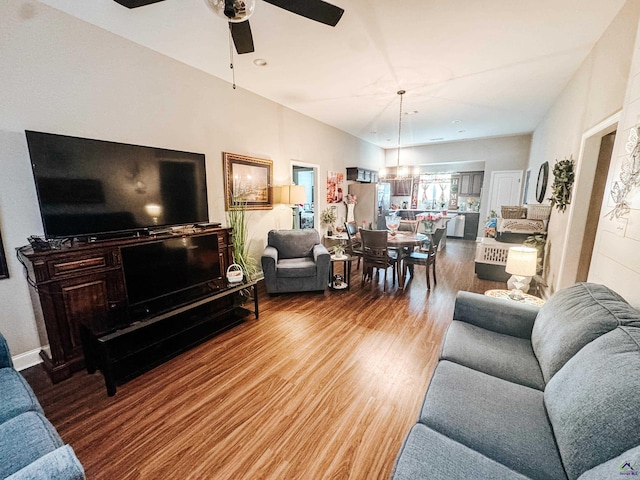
[275,185,306,205]
[505,246,538,277]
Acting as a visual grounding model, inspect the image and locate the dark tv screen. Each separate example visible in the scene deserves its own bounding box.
[121,235,221,306]
[25,131,209,238]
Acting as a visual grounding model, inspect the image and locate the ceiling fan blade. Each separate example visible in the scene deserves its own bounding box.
[263,0,344,27]
[230,21,255,54]
[112,0,165,8]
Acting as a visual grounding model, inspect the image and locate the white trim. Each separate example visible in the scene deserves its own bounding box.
[556,111,621,291]
[12,347,43,371]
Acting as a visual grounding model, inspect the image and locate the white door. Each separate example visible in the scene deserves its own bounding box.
[488,170,523,215]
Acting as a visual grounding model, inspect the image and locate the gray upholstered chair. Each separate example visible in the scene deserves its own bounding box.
[261,229,330,294]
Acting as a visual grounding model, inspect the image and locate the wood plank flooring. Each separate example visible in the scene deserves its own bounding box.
[23,238,504,479]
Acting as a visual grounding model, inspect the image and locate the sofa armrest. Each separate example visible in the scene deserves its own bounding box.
[0,332,13,369]
[313,243,330,263]
[7,445,85,480]
[453,291,539,339]
[261,246,279,278]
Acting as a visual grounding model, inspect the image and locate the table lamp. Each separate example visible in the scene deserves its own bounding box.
[275,184,307,228]
[505,246,538,300]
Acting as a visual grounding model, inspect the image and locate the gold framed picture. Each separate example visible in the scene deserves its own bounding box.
[223,152,273,210]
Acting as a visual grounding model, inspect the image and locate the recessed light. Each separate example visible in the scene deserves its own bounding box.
[253,58,268,67]
[452,120,462,124]
[458,130,466,133]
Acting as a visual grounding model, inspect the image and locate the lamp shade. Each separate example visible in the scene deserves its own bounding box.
[505,246,538,277]
[274,185,306,205]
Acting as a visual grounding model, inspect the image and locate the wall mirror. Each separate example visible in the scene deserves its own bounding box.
[536,161,549,203]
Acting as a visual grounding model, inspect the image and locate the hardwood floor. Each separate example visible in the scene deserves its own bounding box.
[23,238,504,479]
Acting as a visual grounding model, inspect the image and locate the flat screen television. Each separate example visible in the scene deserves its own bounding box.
[121,234,223,319]
[25,131,209,239]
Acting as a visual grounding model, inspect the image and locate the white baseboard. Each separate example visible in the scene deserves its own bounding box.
[13,347,43,371]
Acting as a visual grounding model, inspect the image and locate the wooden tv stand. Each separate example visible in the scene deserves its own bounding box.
[17,227,253,385]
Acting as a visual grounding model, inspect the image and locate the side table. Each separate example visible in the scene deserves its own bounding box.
[329,254,353,290]
[484,289,545,306]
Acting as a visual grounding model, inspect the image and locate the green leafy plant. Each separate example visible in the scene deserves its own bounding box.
[226,200,259,281]
[549,156,575,213]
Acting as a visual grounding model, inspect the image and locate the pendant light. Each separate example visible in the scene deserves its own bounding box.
[396,89,407,179]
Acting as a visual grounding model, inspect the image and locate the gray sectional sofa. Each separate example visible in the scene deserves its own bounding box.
[392,282,640,479]
[0,332,84,480]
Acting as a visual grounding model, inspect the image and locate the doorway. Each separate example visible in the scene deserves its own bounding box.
[557,113,619,290]
[292,163,317,229]
[487,170,523,215]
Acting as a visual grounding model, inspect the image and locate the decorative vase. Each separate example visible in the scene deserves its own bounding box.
[347,203,355,223]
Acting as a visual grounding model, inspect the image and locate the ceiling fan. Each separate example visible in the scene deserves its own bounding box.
[114,0,344,55]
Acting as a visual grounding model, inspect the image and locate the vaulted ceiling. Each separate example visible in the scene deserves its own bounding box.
[38,0,628,148]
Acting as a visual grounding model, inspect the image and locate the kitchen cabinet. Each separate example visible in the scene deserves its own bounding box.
[463,212,480,240]
[459,171,484,196]
[347,167,378,183]
[391,178,413,196]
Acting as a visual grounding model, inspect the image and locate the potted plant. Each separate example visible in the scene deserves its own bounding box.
[333,245,345,258]
[320,207,337,236]
[226,199,260,282]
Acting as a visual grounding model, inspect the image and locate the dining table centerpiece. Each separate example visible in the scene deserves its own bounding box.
[416,212,442,232]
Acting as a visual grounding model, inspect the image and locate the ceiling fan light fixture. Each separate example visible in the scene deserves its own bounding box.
[205,0,256,23]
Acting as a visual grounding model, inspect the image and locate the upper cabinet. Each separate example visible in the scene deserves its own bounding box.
[347,167,378,183]
[390,178,413,196]
[459,171,484,196]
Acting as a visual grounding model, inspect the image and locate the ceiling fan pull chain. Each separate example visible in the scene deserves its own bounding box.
[228,25,236,89]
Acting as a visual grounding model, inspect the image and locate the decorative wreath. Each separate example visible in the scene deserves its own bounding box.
[549,156,575,213]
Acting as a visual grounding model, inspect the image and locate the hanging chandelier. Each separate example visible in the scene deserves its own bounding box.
[395,89,408,179]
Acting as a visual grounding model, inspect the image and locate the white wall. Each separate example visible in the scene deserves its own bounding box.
[385,135,532,234]
[0,1,382,358]
[588,15,640,307]
[527,0,640,300]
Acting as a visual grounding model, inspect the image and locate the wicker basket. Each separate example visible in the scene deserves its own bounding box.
[527,204,552,220]
[501,206,527,219]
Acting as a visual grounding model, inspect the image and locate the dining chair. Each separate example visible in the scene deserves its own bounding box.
[403,227,446,289]
[344,221,363,269]
[398,220,419,234]
[360,229,398,292]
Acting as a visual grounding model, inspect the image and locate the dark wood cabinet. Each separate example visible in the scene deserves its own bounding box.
[18,227,234,383]
[459,171,484,196]
[463,212,480,240]
[347,167,378,183]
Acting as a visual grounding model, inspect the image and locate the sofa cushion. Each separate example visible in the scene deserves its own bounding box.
[545,326,640,480]
[392,423,531,480]
[440,320,545,390]
[576,445,640,480]
[531,282,640,383]
[276,258,318,278]
[7,445,85,480]
[0,411,64,479]
[267,229,320,259]
[0,368,44,424]
[419,361,565,480]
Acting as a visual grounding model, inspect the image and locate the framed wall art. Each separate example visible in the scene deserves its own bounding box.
[0,229,9,279]
[223,152,273,210]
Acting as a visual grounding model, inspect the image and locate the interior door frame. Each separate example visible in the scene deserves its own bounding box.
[291,160,319,230]
[556,111,620,290]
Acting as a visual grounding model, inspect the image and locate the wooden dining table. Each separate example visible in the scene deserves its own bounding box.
[357,231,429,289]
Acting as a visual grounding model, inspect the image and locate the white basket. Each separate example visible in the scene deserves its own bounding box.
[226,263,244,284]
[475,238,516,266]
[527,204,552,220]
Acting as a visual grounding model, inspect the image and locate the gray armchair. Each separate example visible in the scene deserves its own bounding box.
[261,229,330,294]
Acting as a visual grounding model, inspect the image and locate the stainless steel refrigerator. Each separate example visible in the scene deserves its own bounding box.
[348,183,391,230]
